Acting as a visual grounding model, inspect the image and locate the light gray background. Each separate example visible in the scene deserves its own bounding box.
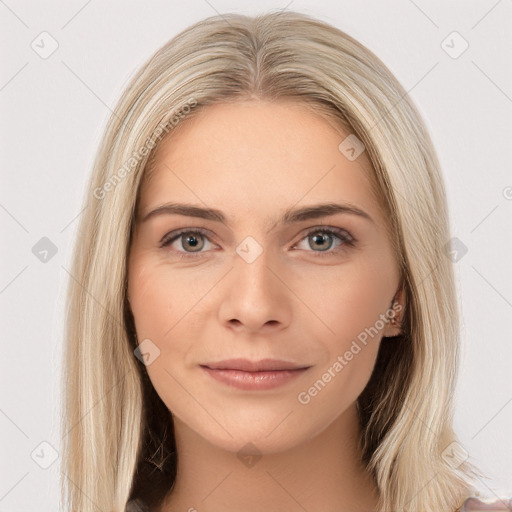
[1,0,511,510]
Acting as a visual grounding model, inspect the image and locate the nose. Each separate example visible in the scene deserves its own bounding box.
[217,247,292,334]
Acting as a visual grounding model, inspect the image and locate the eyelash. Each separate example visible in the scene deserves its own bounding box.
[159,226,355,260]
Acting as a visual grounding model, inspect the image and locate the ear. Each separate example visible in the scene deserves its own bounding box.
[382,282,406,338]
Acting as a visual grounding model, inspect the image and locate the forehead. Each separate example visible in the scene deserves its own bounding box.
[138,100,385,229]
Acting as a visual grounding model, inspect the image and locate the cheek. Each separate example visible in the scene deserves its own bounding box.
[320,262,391,322]
[128,256,189,337]
[295,263,391,419]
[302,258,394,370]
[127,259,196,412]
[127,255,206,375]
[128,263,164,335]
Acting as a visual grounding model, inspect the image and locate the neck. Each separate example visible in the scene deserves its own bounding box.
[158,404,380,512]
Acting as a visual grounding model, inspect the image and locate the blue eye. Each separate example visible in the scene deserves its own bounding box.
[160,226,355,259]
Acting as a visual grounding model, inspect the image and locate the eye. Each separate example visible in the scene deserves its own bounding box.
[160,228,216,259]
[160,226,355,260]
[293,227,355,256]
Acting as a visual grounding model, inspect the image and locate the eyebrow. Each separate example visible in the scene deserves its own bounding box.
[140,201,374,228]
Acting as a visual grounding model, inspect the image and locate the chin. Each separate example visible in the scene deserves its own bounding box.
[203,427,306,456]
[172,405,325,458]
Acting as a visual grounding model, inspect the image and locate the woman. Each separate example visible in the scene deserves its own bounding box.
[60,10,505,512]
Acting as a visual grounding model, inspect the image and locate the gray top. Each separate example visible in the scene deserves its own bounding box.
[126,495,512,511]
[125,498,151,512]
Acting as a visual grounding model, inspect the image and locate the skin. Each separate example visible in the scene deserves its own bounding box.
[127,99,405,512]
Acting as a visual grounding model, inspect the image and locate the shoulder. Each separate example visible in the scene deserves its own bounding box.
[126,496,512,511]
[457,495,512,511]
[125,498,151,512]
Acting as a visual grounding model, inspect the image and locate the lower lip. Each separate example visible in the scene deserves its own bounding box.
[200,366,309,390]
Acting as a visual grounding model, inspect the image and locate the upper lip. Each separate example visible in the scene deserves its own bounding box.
[201,358,310,372]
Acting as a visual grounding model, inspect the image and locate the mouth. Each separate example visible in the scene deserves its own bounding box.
[200,358,312,391]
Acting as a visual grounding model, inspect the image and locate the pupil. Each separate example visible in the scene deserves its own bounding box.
[312,233,332,251]
[184,234,202,251]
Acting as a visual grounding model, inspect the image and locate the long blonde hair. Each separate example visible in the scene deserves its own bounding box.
[61,10,483,512]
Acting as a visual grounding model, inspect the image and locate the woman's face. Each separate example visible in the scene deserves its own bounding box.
[127,99,403,454]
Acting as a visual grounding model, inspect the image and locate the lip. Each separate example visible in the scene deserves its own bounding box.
[200,358,311,391]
